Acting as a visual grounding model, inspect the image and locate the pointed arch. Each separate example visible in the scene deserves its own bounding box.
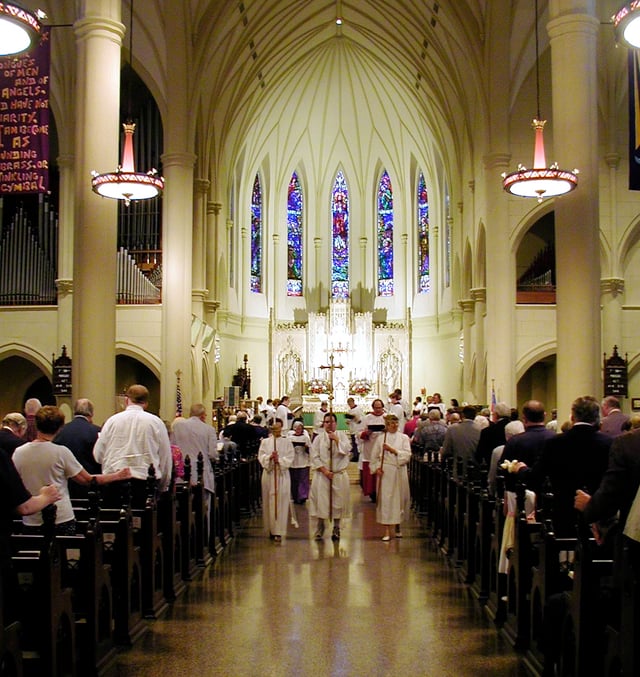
[250,172,263,293]
[287,170,303,296]
[417,170,430,293]
[331,169,350,298]
[377,169,394,296]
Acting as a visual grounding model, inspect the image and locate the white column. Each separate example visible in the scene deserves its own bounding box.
[459,298,475,402]
[55,153,74,352]
[73,1,124,423]
[548,1,600,420]
[471,287,486,397]
[192,178,210,311]
[272,233,280,320]
[161,152,196,419]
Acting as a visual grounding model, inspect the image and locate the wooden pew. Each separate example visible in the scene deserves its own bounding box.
[0,567,23,677]
[470,483,495,604]
[157,484,186,602]
[192,453,213,568]
[175,457,199,581]
[483,475,507,625]
[11,506,76,677]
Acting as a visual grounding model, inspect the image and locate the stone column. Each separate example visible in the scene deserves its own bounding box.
[459,298,475,402]
[55,153,75,352]
[192,178,210,314]
[548,1,600,420]
[73,0,124,423]
[601,278,624,359]
[471,287,486,397]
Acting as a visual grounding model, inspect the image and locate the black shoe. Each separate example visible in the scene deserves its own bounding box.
[331,527,340,541]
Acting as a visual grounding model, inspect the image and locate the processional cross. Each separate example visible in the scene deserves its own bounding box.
[319,351,344,521]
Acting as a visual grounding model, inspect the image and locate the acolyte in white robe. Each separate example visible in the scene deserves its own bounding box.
[258,435,295,536]
[369,430,411,525]
[309,430,352,520]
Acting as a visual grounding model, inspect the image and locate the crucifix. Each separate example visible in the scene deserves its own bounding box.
[320,351,344,414]
[319,351,344,521]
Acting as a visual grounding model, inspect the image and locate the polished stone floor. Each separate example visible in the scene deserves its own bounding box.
[113,486,528,677]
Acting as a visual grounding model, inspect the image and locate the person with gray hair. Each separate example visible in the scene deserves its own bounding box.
[0,412,27,457]
[54,398,102,496]
[476,401,512,466]
[600,395,630,438]
[487,420,524,496]
[23,397,42,442]
[412,408,447,455]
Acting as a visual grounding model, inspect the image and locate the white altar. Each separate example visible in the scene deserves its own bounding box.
[271,299,409,407]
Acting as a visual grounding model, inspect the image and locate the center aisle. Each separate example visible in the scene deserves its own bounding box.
[114,485,527,676]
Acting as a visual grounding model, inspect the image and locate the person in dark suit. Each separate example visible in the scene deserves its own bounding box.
[499,400,556,491]
[599,395,630,438]
[441,404,481,477]
[514,396,612,536]
[0,412,27,457]
[475,401,512,466]
[54,398,101,497]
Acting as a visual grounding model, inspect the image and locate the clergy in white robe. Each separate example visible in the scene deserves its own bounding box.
[309,412,352,540]
[258,421,295,541]
[370,413,411,540]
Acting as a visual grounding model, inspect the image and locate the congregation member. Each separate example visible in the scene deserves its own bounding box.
[54,398,102,498]
[600,395,630,438]
[309,412,351,541]
[23,397,41,442]
[288,420,311,504]
[412,409,447,456]
[13,406,130,534]
[344,396,364,461]
[498,400,555,490]
[170,403,218,496]
[402,408,421,437]
[222,410,258,459]
[369,412,411,541]
[441,404,480,477]
[487,420,524,497]
[359,398,386,502]
[1,451,61,622]
[514,395,612,536]
[250,414,270,440]
[475,401,512,466]
[93,384,173,506]
[258,419,294,542]
[0,412,27,457]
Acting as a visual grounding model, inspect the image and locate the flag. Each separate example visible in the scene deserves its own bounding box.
[629,50,640,190]
[175,372,183,417]
[490,381,497,421]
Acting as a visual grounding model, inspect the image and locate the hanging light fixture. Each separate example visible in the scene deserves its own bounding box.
[91,0,163,206]
[502,0,578,202]
[0,3,43,56]
[613,2,640,48]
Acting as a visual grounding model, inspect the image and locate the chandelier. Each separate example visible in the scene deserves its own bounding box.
[502,0,578,202]
[91,0,163,206]
[0,2,42,56]
[613,2,640,48]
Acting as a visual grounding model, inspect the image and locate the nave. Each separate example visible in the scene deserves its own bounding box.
[113,485,526,676]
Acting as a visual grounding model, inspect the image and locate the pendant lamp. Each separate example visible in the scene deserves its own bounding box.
[91,0,163,206]
[613,2,640,48]
[0,3,42,57]
[502,0,578,202]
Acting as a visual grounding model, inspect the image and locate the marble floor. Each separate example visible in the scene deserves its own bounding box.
[113,485,528,677]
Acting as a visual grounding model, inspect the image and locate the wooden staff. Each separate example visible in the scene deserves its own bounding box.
[377,431,388,498]
[273,435,278,521]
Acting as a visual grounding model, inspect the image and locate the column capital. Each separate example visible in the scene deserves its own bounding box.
[314,237,322,248]
[204,300,220,313]
[470,287,486,303]
[160,152,197,170]
[601,277,624,297]
[192,289,208,302]
[209,201,223,216]
[74,16,125,44]
[483,152,511,171]
[273,233,280,245]
[241,226,248,239]
[56,279,73,296]
[459,298,475,313]
[226,219,234,231]
[194,178,210,195]
[604,153,620,170]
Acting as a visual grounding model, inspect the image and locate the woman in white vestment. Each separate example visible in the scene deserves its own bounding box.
[309,411,352,541]
[370,413,411,541]
[258,420,295,542]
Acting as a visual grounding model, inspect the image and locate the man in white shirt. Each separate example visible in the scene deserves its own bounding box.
[276,395,293,430]
[93,384,172,506]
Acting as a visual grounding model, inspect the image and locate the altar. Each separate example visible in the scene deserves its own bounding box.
[271,298,409,408]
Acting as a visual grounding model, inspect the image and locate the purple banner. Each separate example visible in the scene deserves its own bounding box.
[0,28,50,193]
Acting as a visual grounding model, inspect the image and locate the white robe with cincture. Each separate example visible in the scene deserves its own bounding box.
[309,430,352,520]
[369,430,411,525]
[259,435,295,536]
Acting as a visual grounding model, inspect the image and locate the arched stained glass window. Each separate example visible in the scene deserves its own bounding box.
[331,170,349,298]
[287,172,303,296]
[377,170,394,296]
[417,171,430,293]
[250,173,262,293]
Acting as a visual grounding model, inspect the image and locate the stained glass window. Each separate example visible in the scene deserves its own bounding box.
[250,173,262,293]
[331,170,349,298]
[287,172,303,296]
[377,170,394,296]
[417,171,430,293]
